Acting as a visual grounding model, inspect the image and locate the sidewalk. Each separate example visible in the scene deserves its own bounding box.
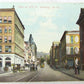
[0,71,13,77]
[58,68,84,80]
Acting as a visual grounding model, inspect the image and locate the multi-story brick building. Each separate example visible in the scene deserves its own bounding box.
[60,31,80,68]
[76,8,84,70]
[50,42,59,67]
[55,45,60,66]
[0,8,25,71]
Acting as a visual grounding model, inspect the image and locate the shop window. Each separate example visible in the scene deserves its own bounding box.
[5,57,11,67]
[4,37,7,43]
[8,36,12,43]
[0,58,2,67]
[0,36,2,43]
[0,46,2,52]
[8,16,12,23]
[0,27,2,33]
[0,58,2,60]
[0,62,2,67]
[9,26,11,33]
[5,62,11,67]
[0,17,2,23]
[4,16,7,23]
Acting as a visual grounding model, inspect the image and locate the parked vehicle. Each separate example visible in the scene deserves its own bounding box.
[40,63,45,68]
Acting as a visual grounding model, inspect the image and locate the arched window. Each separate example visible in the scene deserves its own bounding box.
[5,57,11,60]
[5,57,11,67]
[0,58,2,67]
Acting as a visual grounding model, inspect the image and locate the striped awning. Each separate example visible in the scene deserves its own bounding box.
[8,36,11,40]
[8,16,12,20]
[0,17,2,19]
[5,27,7,29]
[4,16,7,20]
[0,27,1,29]
[9,26,11,29]
[0,36,2,39]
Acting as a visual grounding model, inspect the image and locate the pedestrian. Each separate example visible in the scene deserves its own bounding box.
[75,58,78,75]
[77,60,80,74]
[36,65,38,70]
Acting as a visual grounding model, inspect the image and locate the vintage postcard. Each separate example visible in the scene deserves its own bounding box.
[0,0,84,84]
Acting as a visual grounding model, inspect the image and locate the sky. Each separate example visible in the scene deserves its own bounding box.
[0,1,84,53]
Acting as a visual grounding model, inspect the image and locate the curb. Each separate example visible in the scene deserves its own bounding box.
[59,70,84,81]
[51,66,84,81]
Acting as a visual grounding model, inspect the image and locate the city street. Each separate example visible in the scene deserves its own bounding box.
[0,62,79,82]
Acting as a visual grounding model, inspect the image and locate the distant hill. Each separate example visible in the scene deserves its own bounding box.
[37,52,49,58]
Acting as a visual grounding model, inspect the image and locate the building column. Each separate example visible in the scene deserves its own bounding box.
[2,56,5,71]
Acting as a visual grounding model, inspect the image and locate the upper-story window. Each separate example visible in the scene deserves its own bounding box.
[9,26,11,33]
[5,46,11,52]
[0,27,2,33]
[4,37,7,43]
[9,46,11,52]
[4,16,7,23]
[8,16,12,23]
[71,36,73,43]
[0,17,2,23]
[0,46,2,52]
[0,36,2,43]
[4,27,7,33]
[71,47,73,54]
[8,36,12,43]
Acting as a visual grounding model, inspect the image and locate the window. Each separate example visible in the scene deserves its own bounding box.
[0,62,2,67]
[0,17,2,23]
[4,27,7,33]
[4,37,7,43]
[71,47,73,54]
[8,16,12,23]
[71,36,73,43]
[9,46,11,52]
[5,46,8,52]
[0,58,2,67]
[0,36,2,43]
[0,46,2,52]
[8,36,12,43]
[5,57,11,60]
[5,46,11,52]
[0,27,2,33]
[5,57,11,67]
[4,16,7,23]
[5,62,11,67]
[9,26,11,33]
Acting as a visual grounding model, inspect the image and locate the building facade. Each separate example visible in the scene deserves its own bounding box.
[60,31,80,68]
[0,8,25,71]
[50,42,59,67]
[27,34,37,64]
[24,41,29,65]
[76,8,84,70]
[55,45,60,66]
